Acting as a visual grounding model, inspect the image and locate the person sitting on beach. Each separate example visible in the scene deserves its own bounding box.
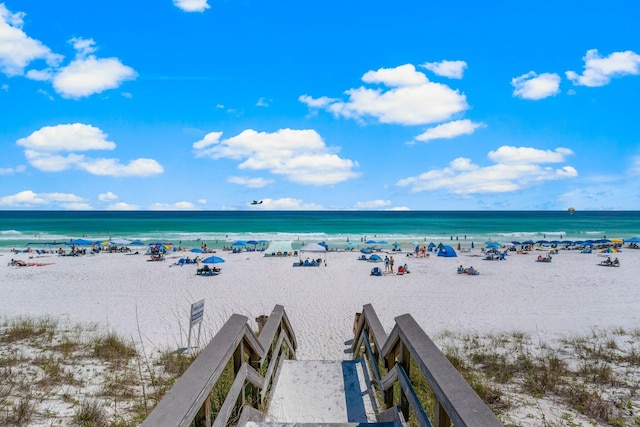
[613,257,620,266]
[457,265,464,274]
[403,263,409,273]
[467,266,477,275]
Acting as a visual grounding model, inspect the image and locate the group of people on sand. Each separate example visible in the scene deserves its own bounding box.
[601,256,620,266]
[8,259,52,267]
[457,265,479,275]
[383,255,410,274]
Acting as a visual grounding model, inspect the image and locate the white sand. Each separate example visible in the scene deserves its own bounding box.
[2,247,639,360]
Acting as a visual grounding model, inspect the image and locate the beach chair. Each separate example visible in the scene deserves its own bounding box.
[371,267,382,276]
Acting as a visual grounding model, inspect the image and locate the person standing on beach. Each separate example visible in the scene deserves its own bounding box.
[384,256,390,272]
[389,256,394,273]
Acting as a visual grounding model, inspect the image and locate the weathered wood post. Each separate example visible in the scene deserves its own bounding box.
[398,342,410,420]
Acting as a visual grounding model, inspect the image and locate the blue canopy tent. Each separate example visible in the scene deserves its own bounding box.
[66,238,96,246]
[437,245,457,257]
[427,242,436,251]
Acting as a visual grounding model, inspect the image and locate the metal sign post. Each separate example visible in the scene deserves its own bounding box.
[186,299,205,352]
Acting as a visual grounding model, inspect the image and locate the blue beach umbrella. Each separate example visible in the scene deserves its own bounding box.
[190,248,203,253]
[377,240,389,245]
[232,240,247,246]
[202,256,225,264]
[365,240,377,244]
[246,240,259,245]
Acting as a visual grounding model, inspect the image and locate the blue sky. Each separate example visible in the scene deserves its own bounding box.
[1,0,639,211]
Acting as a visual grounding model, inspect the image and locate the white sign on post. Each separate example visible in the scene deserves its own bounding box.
[186,299,205,352]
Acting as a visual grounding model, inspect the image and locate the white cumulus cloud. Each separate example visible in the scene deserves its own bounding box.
[414,119,486,143]
[511,71,561,100]
[173,0,210,12]
[300,63,468,125]
[193,128,360,186]
[0,190,87,208]
[16,123,163,177]
[98,191,118,201]
[148,201,199,210]
[420,60,467,79]
[106,202,140,210]
[353,200,392,209]
[227,176,273,188]
[50,37,137,98]
[566,49,640,87]
[396,146,577,195]
[0,4,62,76]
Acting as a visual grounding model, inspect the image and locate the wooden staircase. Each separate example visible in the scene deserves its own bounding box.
[141,305,503,427]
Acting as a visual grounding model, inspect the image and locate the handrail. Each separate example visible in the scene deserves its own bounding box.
[353,305,503,427]
[142,305,297,427]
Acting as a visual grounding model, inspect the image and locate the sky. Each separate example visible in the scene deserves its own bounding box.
[1,0,639,211]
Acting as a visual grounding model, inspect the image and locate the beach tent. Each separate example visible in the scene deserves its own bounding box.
[299,243,327,253]
[66,238,96,246]
[437,245,457,257]
[299,242,328,264]
[264,240,293,256]
[427,242,436,251]
[109,238,132,246]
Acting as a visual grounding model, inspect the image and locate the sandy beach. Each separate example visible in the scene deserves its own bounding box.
[3,245,639,361]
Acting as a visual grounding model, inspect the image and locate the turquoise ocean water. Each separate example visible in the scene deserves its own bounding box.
[1,210,639,250]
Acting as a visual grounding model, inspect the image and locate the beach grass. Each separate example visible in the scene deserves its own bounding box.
[2,315,640,426]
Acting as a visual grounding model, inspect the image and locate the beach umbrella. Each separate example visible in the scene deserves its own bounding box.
[365,240,377,244]
[486,241,501,248]
[536,240,549,244]
[130,240,145,246]
[202,255,225,264]
[599,247,619,253]
[511,241,521,245]
[377,240,388,245]
[258,239,269,243]
[246,240,259,245]
[523,240,534,245]
[190,248,203,253]
[110,238,132,246]
[232,240,247,246]
[625,237,640,243]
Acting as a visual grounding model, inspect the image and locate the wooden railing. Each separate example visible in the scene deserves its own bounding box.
[353,304,503,427]
[141,304,297,427]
